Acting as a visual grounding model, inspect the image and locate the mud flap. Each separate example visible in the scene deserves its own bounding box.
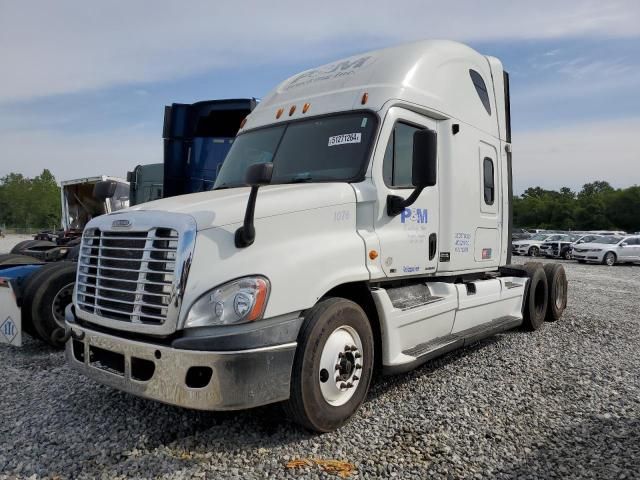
[0,280,22,347]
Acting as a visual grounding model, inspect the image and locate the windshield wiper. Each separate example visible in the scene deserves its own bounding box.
[284,177,315,184]
[213,183,242,190]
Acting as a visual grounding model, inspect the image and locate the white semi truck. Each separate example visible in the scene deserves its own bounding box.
[63,40,568,432]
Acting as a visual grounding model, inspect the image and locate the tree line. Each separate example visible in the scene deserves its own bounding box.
[0,171,638,233]
[513,181,640,232]
[0,170,61,230]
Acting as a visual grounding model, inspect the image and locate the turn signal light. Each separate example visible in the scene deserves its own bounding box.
[276,108,284,119]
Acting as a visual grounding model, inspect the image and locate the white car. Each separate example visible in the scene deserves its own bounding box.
[572,235,640,266]
[512,233,557,256]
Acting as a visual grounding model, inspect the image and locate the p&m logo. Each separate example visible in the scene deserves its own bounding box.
[401,208,428,224]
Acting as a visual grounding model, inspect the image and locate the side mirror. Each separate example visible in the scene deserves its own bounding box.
[387,129,437,216]
[620,242,628,247]
[412,129,437,187]
[93,180,117,200]
[245,162,274,186]
[235,163,274,248]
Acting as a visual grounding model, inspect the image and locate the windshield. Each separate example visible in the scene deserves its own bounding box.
[108,182,130,212]
[214,112,377,189]
[597,236,623,244]
[529,234,549,241]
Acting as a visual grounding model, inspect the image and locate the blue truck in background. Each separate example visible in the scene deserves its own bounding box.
[128,98,257,205]
[0,98,256,348]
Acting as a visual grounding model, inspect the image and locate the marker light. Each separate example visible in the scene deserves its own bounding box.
[276,108,284,119]
[369,250,379,260]
[361,92,368,105]
[302,103,311,113]
[289,105,296,116]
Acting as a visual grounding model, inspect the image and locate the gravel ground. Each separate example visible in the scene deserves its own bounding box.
[0,234,33,254]
[1,258,639,479]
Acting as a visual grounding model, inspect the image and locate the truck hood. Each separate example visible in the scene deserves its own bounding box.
[126,183,357,230]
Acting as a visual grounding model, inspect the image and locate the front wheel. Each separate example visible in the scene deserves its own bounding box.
[562,248,572,260]
[602,252,616,266]
[529,246,539,257]
[284,298,374,432]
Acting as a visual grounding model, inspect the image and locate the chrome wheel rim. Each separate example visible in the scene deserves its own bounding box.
[318,326,363,406]
[51,283,74,328]
[605,253,615,266]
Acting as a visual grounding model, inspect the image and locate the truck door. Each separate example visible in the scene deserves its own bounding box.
[372,108,439,277]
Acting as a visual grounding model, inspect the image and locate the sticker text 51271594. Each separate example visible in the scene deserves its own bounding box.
[328,133,361,147]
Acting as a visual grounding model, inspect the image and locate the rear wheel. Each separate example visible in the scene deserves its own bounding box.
[22,262,77,348]
[521,263,548,331]
[602,252,616,266]
[0,253,42,266]
[543,264,567,321]
[10,240,34,254]
[284,298,374,432]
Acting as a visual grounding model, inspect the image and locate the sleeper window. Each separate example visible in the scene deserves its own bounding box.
[483,157,495,205]
[383,122,422,188]
[470,69,492,116]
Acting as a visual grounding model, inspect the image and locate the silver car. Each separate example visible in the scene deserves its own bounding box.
[572,235,640,266]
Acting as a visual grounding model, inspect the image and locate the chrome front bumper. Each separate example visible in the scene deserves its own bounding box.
[65,321,297,411]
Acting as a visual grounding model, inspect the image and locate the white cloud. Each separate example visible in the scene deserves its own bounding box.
[513,118,640,193]
[1,0,639,103]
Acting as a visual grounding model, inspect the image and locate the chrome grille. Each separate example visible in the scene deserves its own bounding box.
[77,227,179,325]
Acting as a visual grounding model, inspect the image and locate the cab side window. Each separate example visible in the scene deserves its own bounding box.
[383,122,422,188]
[483,157,495,205]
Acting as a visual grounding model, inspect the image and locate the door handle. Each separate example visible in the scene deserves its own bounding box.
[429,233,437,261]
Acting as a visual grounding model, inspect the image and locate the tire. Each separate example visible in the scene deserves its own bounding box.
[10,240,37,254]
[543,264,567,322]
[602,252,616,267]
[562,248,572,260]
[284,298,374,432]
[22,262,77,348]
[0,253,43,266]
[528,246,539,257]
[521,263,548,331]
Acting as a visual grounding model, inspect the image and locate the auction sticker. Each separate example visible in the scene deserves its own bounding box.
[328,133,361,147]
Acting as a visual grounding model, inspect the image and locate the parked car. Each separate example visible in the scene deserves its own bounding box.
[538,234,574,259]
[512,233,556,256]
[511,228,532,241]
[572,235,640,266]
[559,234,603,259]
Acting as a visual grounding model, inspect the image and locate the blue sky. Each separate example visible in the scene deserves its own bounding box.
[1,1,639,194]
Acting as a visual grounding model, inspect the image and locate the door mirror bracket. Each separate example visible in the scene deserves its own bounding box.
[386,129,437,217]
[235,162,273,248]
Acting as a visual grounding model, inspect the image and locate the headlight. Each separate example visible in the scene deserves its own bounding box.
[519,244,529,248]
[184,276,270,328]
